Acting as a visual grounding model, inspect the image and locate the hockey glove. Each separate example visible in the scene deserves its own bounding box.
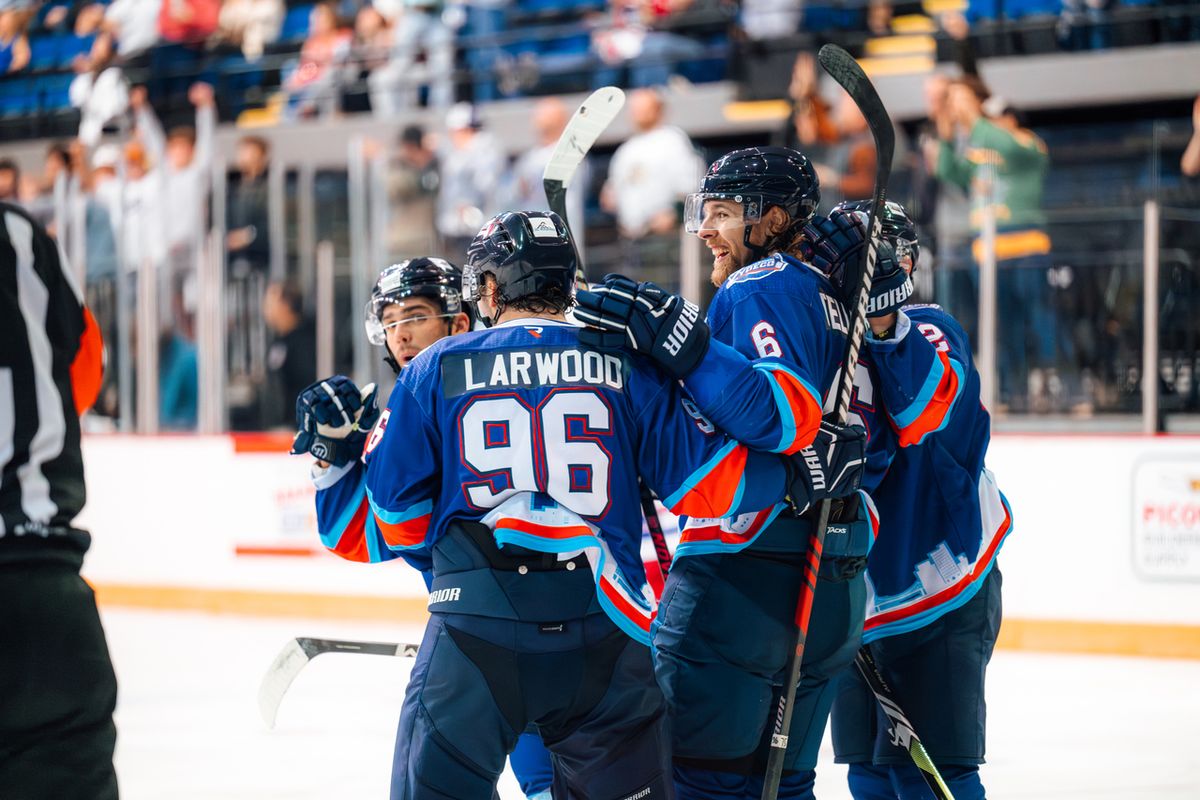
[800,211,911,317]
[785,420,867,514]
[575,274,710,381]
[290,376,380,467]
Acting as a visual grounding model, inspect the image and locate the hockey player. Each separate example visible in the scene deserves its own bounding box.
[803,200,1011,800]
[575,147,896,800]
[321,255,556,799]
[290,210,866,799]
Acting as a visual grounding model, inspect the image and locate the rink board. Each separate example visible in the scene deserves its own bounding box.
[76,432,1200,658]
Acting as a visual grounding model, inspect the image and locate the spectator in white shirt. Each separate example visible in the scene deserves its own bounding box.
[600,87,702,289]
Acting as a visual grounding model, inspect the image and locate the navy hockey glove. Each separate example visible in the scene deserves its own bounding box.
[575,274,710,380]
[290,376,380,467]
[800,211,911,318]
[785,420,867,514]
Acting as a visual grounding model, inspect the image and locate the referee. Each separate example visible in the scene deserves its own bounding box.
[0,201,118,799]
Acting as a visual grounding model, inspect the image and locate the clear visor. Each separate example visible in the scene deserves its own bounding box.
[363,297,454,345]
[684,193,764,234]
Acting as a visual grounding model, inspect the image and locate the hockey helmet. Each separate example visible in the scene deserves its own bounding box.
[363,257,469,347]
[463,211,577,325]
[684,146,820,236]
[833,199,920,272]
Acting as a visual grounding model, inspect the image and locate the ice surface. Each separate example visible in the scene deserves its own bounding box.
[101,608,1200,799]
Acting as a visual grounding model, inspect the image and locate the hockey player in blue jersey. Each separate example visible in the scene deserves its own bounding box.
[304,255,557,799]
[803,200,1012,800]
[291,210,867,800]
[575,147,895,800]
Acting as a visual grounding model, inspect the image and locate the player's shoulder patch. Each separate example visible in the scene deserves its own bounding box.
[725,254,788,286]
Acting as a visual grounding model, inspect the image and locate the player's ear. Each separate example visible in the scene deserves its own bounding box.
[763,206,788,236]
[451,312,471,335]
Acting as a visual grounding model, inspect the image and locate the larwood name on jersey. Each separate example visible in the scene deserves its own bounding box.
[442,347,627,397]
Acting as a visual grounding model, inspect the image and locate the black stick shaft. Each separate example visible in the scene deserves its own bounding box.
[760,44,896,800]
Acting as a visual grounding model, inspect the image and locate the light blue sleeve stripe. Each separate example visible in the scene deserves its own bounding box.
[320,478,367,551]
[664,439,739,511]
[366,488,434,525]
[891,351,947,429]
[364,514,385,562]
[752,362,821,453]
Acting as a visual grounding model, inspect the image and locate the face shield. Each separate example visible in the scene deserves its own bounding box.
[363,295,455,345]
[683,193,764,235]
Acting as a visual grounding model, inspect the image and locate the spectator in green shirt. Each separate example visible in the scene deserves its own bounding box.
[935,79,1065,414]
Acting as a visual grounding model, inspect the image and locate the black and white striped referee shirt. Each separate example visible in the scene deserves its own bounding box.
[0,201,103,543]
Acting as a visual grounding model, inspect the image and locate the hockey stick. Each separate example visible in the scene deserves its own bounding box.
[855,648,955,800]
[542,85,626,289]
[759,44,896,800]
[541,86,674,582]
[258,637,418,728]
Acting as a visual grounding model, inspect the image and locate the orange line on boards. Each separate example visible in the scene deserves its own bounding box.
[234,545,322,557]
[93,584,430,623]
[91,584,1200,660]
[996,618,1200,661]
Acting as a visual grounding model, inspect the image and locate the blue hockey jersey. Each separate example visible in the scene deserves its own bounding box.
[860,305,1013,642]
[673,253,896,556]
[312,318,791,643]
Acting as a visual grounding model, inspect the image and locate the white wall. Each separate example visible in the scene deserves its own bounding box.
[77,433,1200,625]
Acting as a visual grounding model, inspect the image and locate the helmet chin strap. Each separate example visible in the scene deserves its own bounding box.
[743,224,769,265]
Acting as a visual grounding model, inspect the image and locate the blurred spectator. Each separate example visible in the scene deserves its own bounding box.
[0,5,30,73]
[216,0,283,61]
[739,0,802,41]
[383,123,441,262]
[370,0,453,114]
[505,97,589,230]
[67,139,119,285]
[133,81,215,320]
[159,327,199,429]
[935,82,1059,412]
[283,1,351,119]
[341,5,391,114]
[1182,94,1200,178]
[0,159,19,203]
[783,54,876,211]
[68,32,129,147]
[262,279,316,428]
[102,0,161,58]
[911,72,973,317]
[159,0,220,45]
[600,88,703,290]
[436,102,505,257]
[592,0,706,89]
[227,135,272,277]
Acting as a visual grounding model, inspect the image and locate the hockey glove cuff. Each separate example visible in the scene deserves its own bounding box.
[785,420,867,514]
[576,274,710,380]
[800,211,911,317]
[291,376,380,467]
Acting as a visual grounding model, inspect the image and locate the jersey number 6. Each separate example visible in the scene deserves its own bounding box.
[459,391,613,517]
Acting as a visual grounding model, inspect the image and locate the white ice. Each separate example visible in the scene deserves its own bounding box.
[101,607,1200,799]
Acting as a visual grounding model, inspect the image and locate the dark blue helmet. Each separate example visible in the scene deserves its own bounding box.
[364,256,468,346]
[833,199,920,271]
[685,146,820,235]
[365,256,471,372]
[464,211,577,324]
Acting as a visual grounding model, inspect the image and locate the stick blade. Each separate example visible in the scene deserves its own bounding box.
[817,45,895,168]
[258,638,314,728]
[542,86,626,187]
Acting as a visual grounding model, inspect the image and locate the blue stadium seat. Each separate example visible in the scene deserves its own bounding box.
[38,73,74,112]
[280,5,313,43]
[0,78,36,118]
[28,35,61,72]
[59,34,96,67]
